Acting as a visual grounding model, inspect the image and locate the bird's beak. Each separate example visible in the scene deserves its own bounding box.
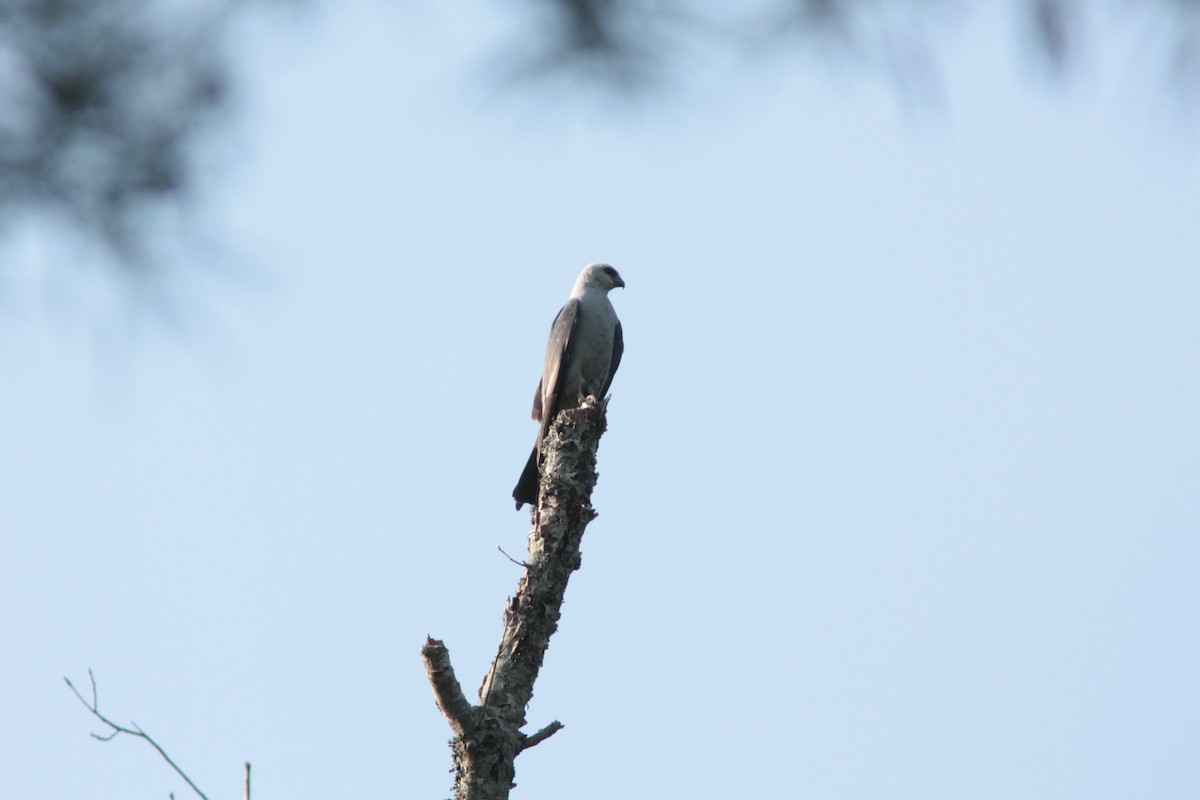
[614,276,626,289]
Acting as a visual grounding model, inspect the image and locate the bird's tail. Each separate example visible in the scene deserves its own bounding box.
[512,446,539,510]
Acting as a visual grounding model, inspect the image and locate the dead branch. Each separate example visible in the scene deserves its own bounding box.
[64,669,212,800]
[518,721,564,753]
[423,396,611,800]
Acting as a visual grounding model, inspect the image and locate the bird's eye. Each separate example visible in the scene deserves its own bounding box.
[602,266,618,279]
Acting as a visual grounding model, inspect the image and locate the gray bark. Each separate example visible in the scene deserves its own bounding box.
[422,396,611,800]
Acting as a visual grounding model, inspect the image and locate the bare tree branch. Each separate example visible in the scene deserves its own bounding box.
[518,720,564,753]
[423,395,612,800]
[496,545,530,568]
[422,638,477,737]
[64,669,211,800]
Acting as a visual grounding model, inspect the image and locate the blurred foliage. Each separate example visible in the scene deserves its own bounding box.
[0,0,243,267]
[0,0,1197,275]
[508,0,1200,92]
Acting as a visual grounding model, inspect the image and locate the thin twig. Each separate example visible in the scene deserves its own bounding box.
[496,545,529,568]
[64,670,210,800]
[244,761,251,800]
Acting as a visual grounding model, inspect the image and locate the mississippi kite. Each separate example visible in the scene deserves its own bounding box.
[513,263,625,510]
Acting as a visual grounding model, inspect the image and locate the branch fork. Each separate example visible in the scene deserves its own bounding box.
[423,398,610,800]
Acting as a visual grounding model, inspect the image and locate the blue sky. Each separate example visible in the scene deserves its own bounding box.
[2,3,1198,799]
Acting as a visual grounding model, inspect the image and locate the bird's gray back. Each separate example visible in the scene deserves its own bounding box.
[554,292,618,407]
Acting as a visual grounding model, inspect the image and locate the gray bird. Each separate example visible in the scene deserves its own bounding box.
[513,263,625,510]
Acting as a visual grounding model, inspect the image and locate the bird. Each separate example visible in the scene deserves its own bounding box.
[513,263,625,510]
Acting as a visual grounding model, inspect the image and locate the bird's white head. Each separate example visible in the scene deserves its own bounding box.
[573,263,625,296]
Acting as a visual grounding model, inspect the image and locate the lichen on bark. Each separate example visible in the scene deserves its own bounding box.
[423,396,612,800]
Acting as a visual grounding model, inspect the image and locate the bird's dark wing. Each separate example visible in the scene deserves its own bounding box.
[531,377,543,422]
[600,319,623,398]
[541,298,579,426]
[515,299,580,509]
